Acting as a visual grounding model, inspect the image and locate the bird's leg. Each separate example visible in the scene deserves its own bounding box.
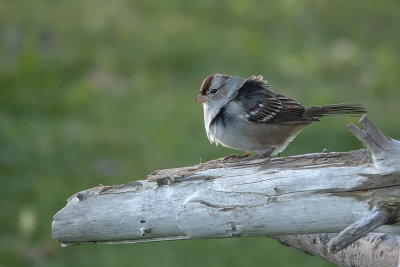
[223,152,252,161]
[259,147,276,158]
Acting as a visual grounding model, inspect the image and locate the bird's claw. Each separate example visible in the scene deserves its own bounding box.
[223,152,252,161]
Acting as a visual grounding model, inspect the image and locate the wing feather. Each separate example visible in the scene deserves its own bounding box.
[234,77,317,124]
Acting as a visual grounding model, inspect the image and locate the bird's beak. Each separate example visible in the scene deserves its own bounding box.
[194,94,206,103]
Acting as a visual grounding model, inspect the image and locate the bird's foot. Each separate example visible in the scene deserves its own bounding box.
[223,152,252,161]
[254,148,276,160]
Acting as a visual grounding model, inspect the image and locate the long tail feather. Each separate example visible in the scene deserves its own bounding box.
[306,104,367,118]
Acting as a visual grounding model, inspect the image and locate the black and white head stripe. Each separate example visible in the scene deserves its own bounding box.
[199,74,215,95]
[200,73,230,95]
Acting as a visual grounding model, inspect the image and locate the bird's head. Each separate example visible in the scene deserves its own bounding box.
[195,73,246,105]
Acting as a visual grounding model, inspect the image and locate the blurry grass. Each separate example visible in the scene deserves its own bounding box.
[1,0,400,266]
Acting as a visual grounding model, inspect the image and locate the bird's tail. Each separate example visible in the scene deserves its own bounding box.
[305,104,367,118]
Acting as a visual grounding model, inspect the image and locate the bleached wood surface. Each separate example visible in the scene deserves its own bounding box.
[276,233,399,267]
[52,116,400,267]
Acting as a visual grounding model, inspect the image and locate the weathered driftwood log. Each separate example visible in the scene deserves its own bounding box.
[52,116,400,267]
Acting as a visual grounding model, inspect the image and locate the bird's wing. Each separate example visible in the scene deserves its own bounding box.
[235,76,317,124]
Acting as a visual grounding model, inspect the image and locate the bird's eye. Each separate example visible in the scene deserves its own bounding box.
[210,89,218,94]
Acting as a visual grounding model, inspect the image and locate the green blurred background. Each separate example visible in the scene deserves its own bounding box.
[1,0,399,266]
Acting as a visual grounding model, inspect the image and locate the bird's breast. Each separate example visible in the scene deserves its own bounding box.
[209,112,307,154]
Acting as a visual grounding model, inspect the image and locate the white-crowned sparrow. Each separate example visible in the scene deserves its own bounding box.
[195,73,366,156]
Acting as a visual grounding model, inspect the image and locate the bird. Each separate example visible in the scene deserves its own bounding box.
[195,73,366,157]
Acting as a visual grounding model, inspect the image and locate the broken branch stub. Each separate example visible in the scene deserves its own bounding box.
[348,115,400,169]
[327,207,391,253]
